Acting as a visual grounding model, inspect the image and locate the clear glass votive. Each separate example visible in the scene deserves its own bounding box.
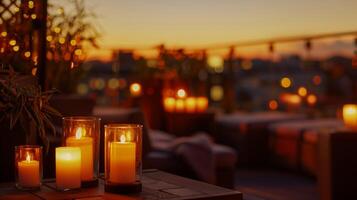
[62,116,101,187]
[104,124,143,194]
[15,145,42,190]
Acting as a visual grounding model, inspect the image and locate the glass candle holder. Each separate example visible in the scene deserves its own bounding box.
[62,116,101,187]
[15,145,42,190]
[104,124,143,194]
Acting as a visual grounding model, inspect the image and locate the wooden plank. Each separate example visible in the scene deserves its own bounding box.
[0,170,242,200]
[0,185,40,200]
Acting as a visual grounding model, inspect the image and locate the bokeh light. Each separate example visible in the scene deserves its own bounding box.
[280,77,292,88]
[210,85,224,101]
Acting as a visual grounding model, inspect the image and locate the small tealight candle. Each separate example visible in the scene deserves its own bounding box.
[15,145,42,190]
[56,147,81,190]
[343,104,357,130]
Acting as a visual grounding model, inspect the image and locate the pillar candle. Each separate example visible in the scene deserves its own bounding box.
[196,97,208,112]
[66,127,93,181]
[164,97,176,112]
[109,135,136,184]
[343,104,357,130]
[56,147,81,190]
[18,153,40,187]
[185,97,196,113]
[175,99,185,112]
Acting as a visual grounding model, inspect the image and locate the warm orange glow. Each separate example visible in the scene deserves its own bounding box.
[343,104,357,130]
[1,31,7,37]
[185,97,196,113]
[26,153,32,162]
[196,97,209,112]
[268,100,278,110]
[9,40,16,46]
[130,83,142,97]
[31,68,37,76]
[75,127,85,139]
[120,134,126,143]
[177,89,187,98]
[307,94,317,106]
[163,97,176,112]
[312,75,322,85]
[175,99,185,112]
[280,77,292,88]
[281,93,301,105]
[297,87,307,97]
[24,51,31,58]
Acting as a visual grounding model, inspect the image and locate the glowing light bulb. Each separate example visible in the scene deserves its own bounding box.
[177,89,186,98]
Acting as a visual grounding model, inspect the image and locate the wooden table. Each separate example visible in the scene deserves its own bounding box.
[0,169,242,200]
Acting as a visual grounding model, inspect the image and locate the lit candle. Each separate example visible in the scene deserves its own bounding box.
[66,127,93,181]
[175,99,185,112]
[109,135,136,184]
[56,147,81,190]
[196,97,208,112]
[164,97,176,112]
[18,153,40,188]
[343,104,357,130]
[130,83,142,97]
[185,97,196,113]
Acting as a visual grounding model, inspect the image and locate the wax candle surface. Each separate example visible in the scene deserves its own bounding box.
[56,147,81,190]
[175,99,185,112]
[66,127,93,181]
[164,97,176,112]
[185,97,196,113]
[18,154,40,187]
[196,97,208,112]
[343,104,357,129]
[109,135,136,184]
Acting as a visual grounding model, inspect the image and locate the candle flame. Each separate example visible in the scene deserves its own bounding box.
[26,153,31,162]
[120,135,126,143]
[75,127,85,139]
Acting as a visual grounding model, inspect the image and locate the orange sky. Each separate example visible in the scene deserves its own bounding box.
[76,0,357,61]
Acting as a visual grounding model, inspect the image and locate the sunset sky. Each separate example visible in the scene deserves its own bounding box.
[78,0,357,60]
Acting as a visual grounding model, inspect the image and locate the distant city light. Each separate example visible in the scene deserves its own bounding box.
[31,68,37,76]
[108,78,119,90]
[307,94,317,106]
[280,77,292,88]
[297,87,307,97]
[312,75,322,85]
[130,83,142,97]
[241,60,252,70]
[208,55,224,73]
[177,89,187,98]
[268,100,278,110]
[210,85,224,101]
[9,40,16,46]
[77,83,89,95]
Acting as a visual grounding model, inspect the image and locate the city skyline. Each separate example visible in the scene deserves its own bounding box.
[78,0,357,60]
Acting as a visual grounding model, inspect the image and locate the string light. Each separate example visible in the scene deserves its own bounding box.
[31,14,37,19]
[28,1,34,9]
[297,87,307,97]
[13,46,20,52]
[24,51,31,58]
[280,77,292,88]
[1,31,7,37]
[54,27,61,34]
[70,40,77,46]
[46,35,53,42]
[74,49,82,56]
[59,37,65,44]
[9,40,16,46]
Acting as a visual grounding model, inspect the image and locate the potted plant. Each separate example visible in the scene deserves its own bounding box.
[0,69,61,181]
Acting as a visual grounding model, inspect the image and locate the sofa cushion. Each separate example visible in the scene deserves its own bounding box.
[212,144,237,168]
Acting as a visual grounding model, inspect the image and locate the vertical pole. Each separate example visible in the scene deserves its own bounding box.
[37,0,47,90]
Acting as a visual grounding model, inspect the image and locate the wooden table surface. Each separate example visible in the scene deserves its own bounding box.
[0,169,242,200]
